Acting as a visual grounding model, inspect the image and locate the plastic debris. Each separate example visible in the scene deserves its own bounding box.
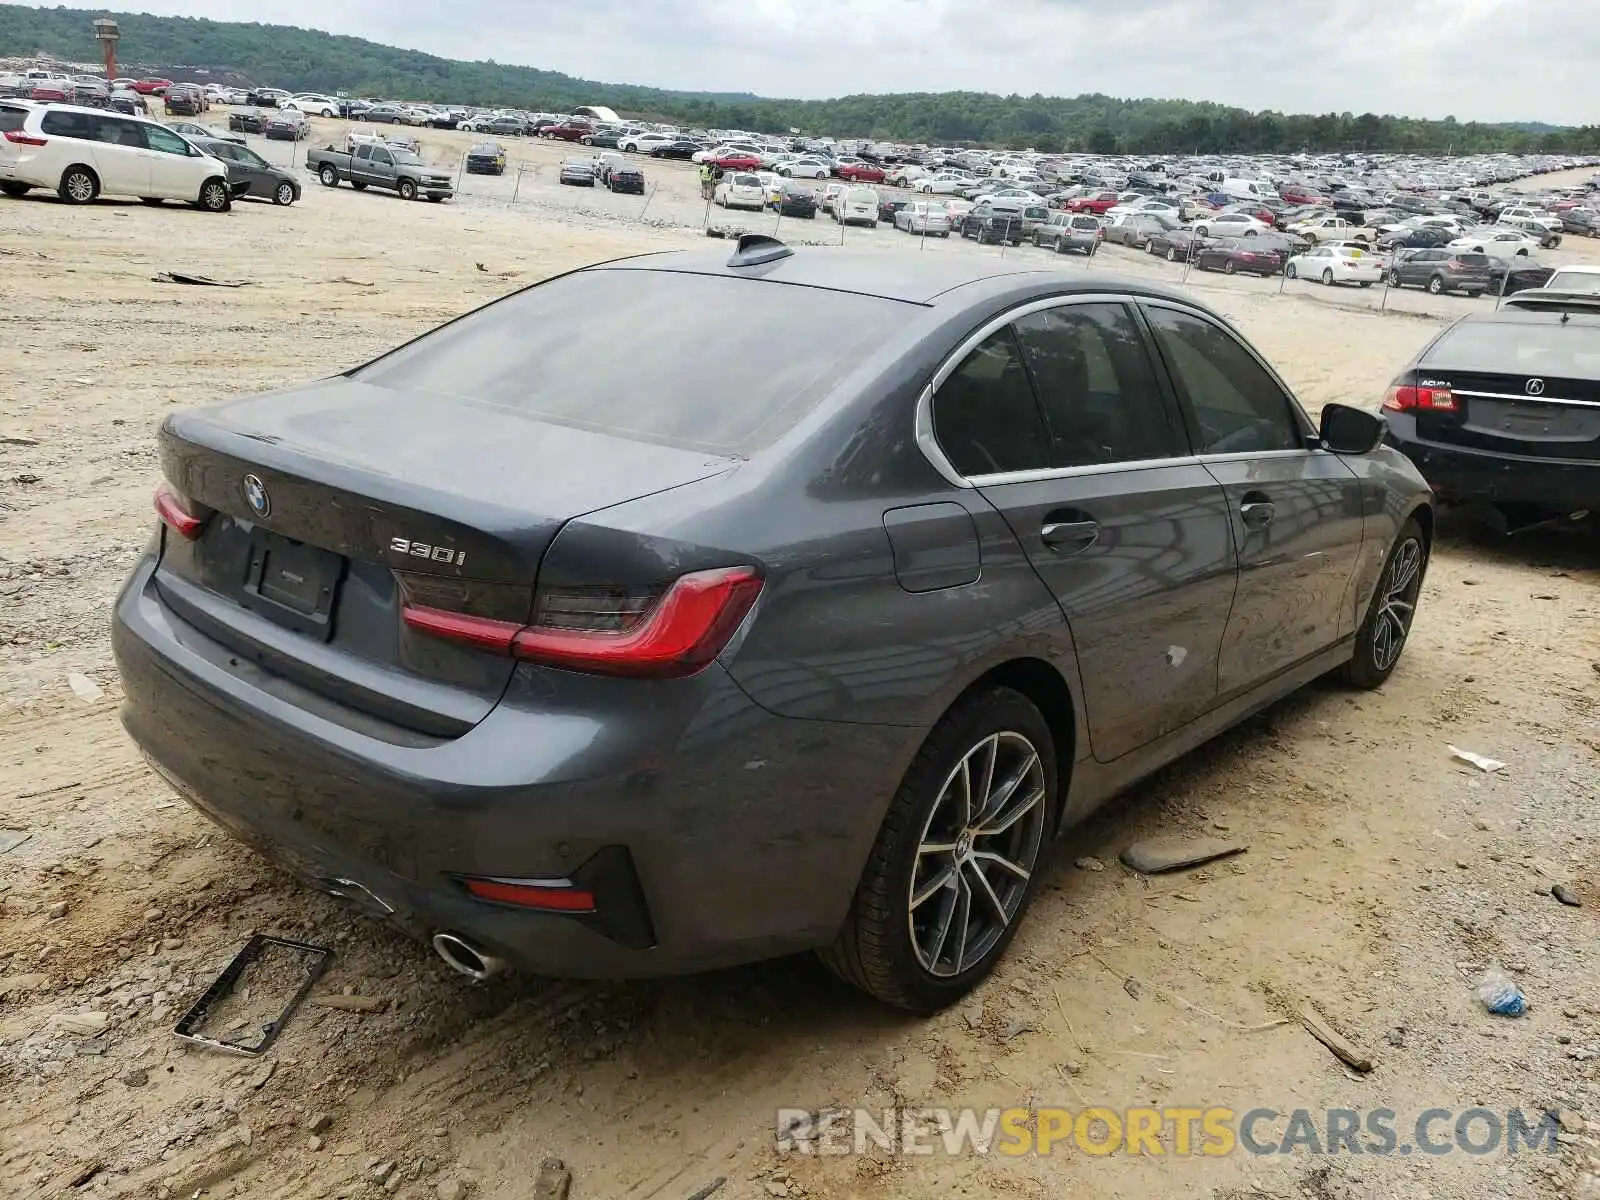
[1448,745,1506,773]
[1476,967,1527,1017]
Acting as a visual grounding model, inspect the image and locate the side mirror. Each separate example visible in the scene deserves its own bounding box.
[1319,403,1385,454]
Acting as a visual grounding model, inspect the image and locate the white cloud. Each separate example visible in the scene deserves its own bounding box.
[115,0,1599,123]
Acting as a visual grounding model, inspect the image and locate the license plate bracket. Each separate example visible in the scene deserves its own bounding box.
[241,529,343,640]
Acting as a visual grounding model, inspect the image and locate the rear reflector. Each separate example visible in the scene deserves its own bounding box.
[462,877,596,912]
[402,565,764,679]
[153,482,208,539]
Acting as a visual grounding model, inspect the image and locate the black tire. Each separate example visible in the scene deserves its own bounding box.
[197,177,230,213]
[398,179,418,201]
[1321,268,1335,286]
[273,181,296,206]
[350,181,367,191]
[818,687,1058,1011]
[426,194,444,203]
[140,197,164,206]
[1427,274,1445,295]
[1224,259,1236,275]
[1343,517,1427,689]
[1285,264,1298,279]
[318,164,338,187]
[1167,246,1177,262]
[0,181,30,197]
[58,166,98,205]
[1387,269,1401,286]
[1359,281,1373,288]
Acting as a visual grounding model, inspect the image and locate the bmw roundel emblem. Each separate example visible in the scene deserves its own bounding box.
[242,473,271,518]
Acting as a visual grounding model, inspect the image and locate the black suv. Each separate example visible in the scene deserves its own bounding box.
[958,201,1025,246]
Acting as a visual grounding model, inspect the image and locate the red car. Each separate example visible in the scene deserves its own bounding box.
[1064,190,1121,214]
[706,151,762,170]
[133,78,174,95]
[541,122,595,141]
[835,162,885,183]
[29,81,71,102]
[1279,185,1328,206]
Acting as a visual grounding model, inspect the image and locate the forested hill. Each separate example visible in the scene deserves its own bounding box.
[2,3,1596,154]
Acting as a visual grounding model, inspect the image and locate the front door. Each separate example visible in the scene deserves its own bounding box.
[141,123,200,200]
[929,300,1237,763]
[1140,301,1365,695]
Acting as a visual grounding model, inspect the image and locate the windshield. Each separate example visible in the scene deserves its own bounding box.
[1428,319,1600,378]
[1546,270,1600,294]
[392,151,422,165]
[353,269,913,456]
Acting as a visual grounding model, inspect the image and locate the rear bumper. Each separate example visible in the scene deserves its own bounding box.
[1384,419,1599,512]
[113,555,912,978]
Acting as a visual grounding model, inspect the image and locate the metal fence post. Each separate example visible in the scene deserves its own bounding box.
[1379,250,1393,312]
[455,151,464,192]
[510,164,524,207]
[1495,256,1511,311]
[640,182,657,222]
[1181,240,1195,285]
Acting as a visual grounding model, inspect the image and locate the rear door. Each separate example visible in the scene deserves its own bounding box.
[930,298,1235,762]
[1140,301,1365,695]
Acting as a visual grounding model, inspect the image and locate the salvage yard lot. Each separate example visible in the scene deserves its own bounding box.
[0,135,1597,1200]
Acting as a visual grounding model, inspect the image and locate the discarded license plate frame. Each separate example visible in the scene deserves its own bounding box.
[173,933,333,1057]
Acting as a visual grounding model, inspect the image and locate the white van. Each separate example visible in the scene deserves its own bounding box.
[1220,177,1279,203]
[834,185,880,227]
[0,101,236,209]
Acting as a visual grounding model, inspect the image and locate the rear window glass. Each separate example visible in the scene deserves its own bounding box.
[1547,271,1600,294]
[353,269,912,456]
[1455,253,1491,266]
[1427,319,1600,378]
[0,105,26,133]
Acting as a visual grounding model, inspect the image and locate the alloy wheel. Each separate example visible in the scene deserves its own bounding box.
[1372,538,1422,672]
[908,731,1047,978]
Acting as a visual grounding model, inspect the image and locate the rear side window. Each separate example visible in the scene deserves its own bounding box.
[932,329,1051,477]
[0,106,26,133]
[354,269,913,457]
[1144,306,1304,455]
[1014,305,1186,467]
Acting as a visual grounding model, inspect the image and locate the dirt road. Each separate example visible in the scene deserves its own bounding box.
[1,142,1597,1200]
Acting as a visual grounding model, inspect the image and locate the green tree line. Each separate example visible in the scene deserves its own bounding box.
[4,4,1598,154]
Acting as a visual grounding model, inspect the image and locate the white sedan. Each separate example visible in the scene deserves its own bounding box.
[777,158,831,179]
[1447,228,1541,256]
[1190,212,1272,238]
[619,132,677,153]
[282,94,340,118]
[713,173,766,210]
[1285,246,1384,287]
[917,172,972,195]
[1105,196,1179,221]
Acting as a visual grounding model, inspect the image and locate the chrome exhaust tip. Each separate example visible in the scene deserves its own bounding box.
[431,932,505,982]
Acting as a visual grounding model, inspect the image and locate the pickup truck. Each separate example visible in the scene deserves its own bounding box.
[306,142,453,201]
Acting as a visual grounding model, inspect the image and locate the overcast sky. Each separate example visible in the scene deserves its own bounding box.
[115,0,1596,124]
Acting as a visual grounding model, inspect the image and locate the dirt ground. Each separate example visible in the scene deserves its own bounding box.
[1,119,1598,1200]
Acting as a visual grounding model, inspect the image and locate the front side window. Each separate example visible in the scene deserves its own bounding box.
[931,329,1051,477]
[1143,306,1304,456]
[1013,304,1187,467]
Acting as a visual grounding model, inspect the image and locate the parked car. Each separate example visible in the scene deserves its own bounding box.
[1287,215,1376,244]
[1033,212,1102,254]
[580,129,624,149]
[894,200,950,236]
[465,142,507,176]
[1447,228,1540,257]
[702,149,763,171]
[771,182,818,218]
[1377,226,1454,251]
[1190,212,1271,238]
[835,161,886,183]
[1385,249,1492,296]
[1064,189,1121,214]
[1145,228,1206,262]
[1284,245,1383,287]
[191,136,301,206]
[167,120,240,146]
[715,172,767,210]
[113,242,1431,1013]
[916,171,974,196]
[834,185,880,226]
[1194,237,1285,277]
[363,103,406,125]
[133,78,174,95]
[1381,303,1597,523]
[617,132,674,154]
[0,103,238,210]
[649,139,703,160]
[959,200,1026,245]
[163,84,205,116]
[283,94,340,118]
[542,121,595,142]
[778,157,830,179]
[1101,212,1178,250]
[1482,255,1555,296]
[558,157,594,186]
[307,142,454,201]
[264,110,310,142]
[228,107,269,134]
[878,196,910,224]
[605,161,645,195]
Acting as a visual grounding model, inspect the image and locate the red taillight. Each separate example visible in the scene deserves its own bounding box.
[3,130,47,146]
[461,877,596,912]
[1383,384,1456,413]
[153,483,208,539]
[402,565,763,679]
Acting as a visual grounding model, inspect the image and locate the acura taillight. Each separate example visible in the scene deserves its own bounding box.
[402,565,763,679]
[153,482,211,539]
[1383,383,1456,413]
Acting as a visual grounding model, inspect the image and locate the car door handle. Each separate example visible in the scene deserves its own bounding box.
[1239,495,1275,528]
[1040,520,1100,551]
